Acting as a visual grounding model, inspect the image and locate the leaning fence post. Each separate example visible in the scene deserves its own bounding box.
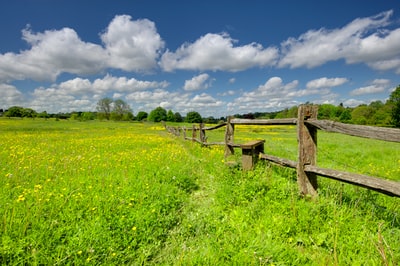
[225,116,235,158]
[297,105,318,198]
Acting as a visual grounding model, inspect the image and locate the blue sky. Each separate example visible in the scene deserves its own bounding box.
[1,0,400,117]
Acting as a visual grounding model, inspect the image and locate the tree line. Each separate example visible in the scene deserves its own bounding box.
[0,98,206,123]
[235,85,400,128]
[1,86,399,127]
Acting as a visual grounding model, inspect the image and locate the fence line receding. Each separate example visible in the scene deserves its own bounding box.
[165,105,400,198]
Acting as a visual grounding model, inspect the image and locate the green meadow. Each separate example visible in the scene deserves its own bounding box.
[1,118,399,265]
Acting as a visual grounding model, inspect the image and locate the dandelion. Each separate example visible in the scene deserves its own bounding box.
[132,226,137,231]
[77,250,83,255]
[17,195,25,202]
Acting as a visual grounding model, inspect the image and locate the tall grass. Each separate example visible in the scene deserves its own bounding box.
[1,118,399,265]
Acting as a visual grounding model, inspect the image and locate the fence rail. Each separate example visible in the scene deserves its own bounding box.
[165,105,400,198]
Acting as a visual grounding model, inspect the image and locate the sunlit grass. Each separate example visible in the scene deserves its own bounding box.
[1,118,399,265]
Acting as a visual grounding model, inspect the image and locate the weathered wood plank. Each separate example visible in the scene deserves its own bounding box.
[260,154,297,169]
[231,118,297,125]
[240,140,265,149]
[304,165,400,197]
[297,105,318,197]
[260,153,400,197]
[204,123,227,130]
[240,140,265,170]
[225,117,235,157]
[306,120,400,143]
[202,142,225,146]
[226,142,241,148]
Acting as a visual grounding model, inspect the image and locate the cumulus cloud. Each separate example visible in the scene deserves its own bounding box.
[26,75,168,113]
[160,32,278,72]
[0,27,106,82]
[343,98,366,107]
[306,77,348,89]
[350,79,390,96]
[228,77,299,112]
[101,15,164,72]
[278,10,400,72]
[125,89,224,116]
[0,83,24,107]
[229,76,345,113]
[218,90,236,96]
[183,73,210,91]
[0,15,165,83]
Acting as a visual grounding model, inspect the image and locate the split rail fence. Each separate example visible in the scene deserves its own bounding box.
[165,105,400,198]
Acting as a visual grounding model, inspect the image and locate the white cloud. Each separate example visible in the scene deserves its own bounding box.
[160,32,278,72]
[343,98,365,107]
[185,93,225,115]
[0,83,24,108]
[183,73,210,91]
[243,77,299,99]
[218,90,236,96]
[191,93,219,104]
[306,77,348,89]
[92,74,169,93]
[0,15,165,83]
[25,75,168,113]
[368,57,400,74]
[228,76,345,113]
[125,89,225,116]
[229,77,299,112]
[101,15,164,72]
[278,10,400,72]
[350,79,390,96]
[0,27,106,82]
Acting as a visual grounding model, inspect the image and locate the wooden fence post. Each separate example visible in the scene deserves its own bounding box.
[225,116,235,158]
[199,123,206,144]
[297,105,318,198]
[183,126,187,139]
[192,125,197,142]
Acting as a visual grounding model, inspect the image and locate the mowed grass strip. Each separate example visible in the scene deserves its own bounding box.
[1,119,399,265]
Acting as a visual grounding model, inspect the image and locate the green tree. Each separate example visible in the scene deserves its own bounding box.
[111,99,132,121]
[136,111,148,121]
[167,110,176,122]
[96,98,113,120]
[81,112,95,121]
[388,85,400,127]
[37,111,49,119]
[351,105,373,125]
[5,106,24,117]
[339,108,352,123]
[185,111,202,123]
[318,104,338,120]
[148,107,167,122]
[174,112,183,122]
[22,108,37,118]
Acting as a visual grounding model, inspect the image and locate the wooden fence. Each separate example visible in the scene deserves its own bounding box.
[165,105,400,198]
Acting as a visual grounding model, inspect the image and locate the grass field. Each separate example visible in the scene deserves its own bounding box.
[1,118,399,265]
